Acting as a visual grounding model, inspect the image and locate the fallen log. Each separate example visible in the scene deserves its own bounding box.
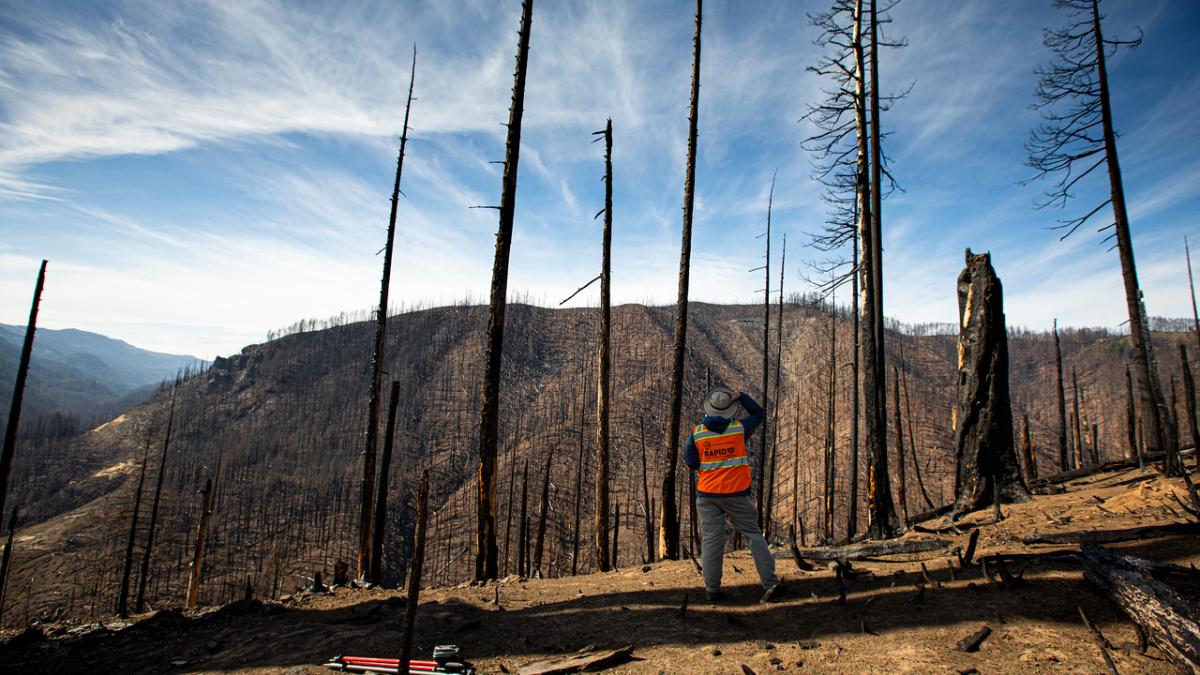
[518,645,634,675]
[1023,522,1200,546]
[772,537,951,562]
[1081,543,1200,671]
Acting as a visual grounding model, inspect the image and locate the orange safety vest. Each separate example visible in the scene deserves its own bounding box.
[694,420,751,494]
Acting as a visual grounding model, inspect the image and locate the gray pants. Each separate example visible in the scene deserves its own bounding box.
[697,494,778,592]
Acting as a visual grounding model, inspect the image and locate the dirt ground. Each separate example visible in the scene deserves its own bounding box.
[2,465,1197,674]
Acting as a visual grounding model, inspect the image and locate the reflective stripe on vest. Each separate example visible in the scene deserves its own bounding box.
[694,420,751,494]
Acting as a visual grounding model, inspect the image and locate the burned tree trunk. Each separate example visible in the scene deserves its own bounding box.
[848,225,861,540]
[823,310,837,543]
[857,0,897,540]
[533,446,553,577]
[765,234,786,539]
[397,470,430,675]
[611,503,620,570]
[594,119,613,573]
[136,384,177,613]
[359,48,415,583]
[518,459,529,578]
[1072,370,1084,469]
[504,454,516,577]
[476,0,533,582]
[1054,320,1069,472]
[116,432,152,617]
[639,417,654,564]
[370,380,402,585]
[0,260,46,525]
[572,427,584,575]
[1022,412,1038,481]
[659,0,702,562]
[185,477,214,608]
[951,250,1029,517]
[1125,362,1140,465]
[892,366,908,528]
[757,176,773,529]
[1181,345,1199,454]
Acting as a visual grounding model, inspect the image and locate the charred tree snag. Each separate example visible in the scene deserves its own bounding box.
[572,411,584,575]
[185,477,214,608]
[951,250,1030,518]
[476,0,532,582]
[766,234,786,539]
[1073,370,1085,469]
[639,417,654,564]
[136,383,177,613]
[518,459,529,578]
[1022,412,1038,481]
[505,454,517,577]
[359,47,415,583]
[1125,362,1140,465]
[823,310,837,543]
[1181,346,1199,466]
[0,260,45,525]
[116,431,152,617]
[534,446,552,577]
[1081,543,1200,670]
[371,381,402,585]
[611,503,620,570]
[398,470,430,675]
[756,175,774,530]
[1054,320,1070,472]
[1028,0,1174,459]
[893,366,908,528]
[594,119,613,573]
[659,0,701,562]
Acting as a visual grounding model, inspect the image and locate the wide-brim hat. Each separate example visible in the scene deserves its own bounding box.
[703,387,739,419]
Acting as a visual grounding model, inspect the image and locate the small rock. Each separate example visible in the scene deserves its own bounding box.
[769,657,782,665]
[642,565,652,573]
[797,640,820,650]
[709,647,722,657]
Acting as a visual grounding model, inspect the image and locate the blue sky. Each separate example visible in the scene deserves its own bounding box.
[0,0,1197,360]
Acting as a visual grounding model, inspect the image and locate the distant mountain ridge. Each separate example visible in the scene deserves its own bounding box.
[0,323,204,428]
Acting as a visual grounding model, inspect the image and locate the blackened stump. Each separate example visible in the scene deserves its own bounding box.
[951,250,1029,517]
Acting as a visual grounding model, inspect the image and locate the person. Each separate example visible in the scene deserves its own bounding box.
[684,387,783,603]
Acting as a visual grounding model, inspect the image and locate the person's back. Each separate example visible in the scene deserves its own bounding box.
[684,387,783,603]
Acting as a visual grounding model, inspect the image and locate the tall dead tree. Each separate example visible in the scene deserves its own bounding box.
[517,459,529,578]
[370,380,402,584]
[822,308,837,543]
[594,119,613,573]
[754,174,774,529]
[397,470,429,675]
[0,260,46,525]
[1072,369,1084,469]
[863,0,898,540]
[1125,362,1140,464]
[1054,320,1069,471]
[951,250,1030,517]
[476,0,533,581]
[1026,0,1174,457]
[659,0,702,562]
[184,477,214,608]
[1180,345,1198,459]
[358,47,416,582]
[136,383,177,613]
[533,445,553,577]
[765,235,786,538]
[892,365,907,527]
[116,430,152,617]
[639,417,653,564]
[1022,413,1038,481]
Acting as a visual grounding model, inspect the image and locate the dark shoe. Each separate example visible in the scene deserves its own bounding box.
[760,582,788,603]
[706,589,728,603]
